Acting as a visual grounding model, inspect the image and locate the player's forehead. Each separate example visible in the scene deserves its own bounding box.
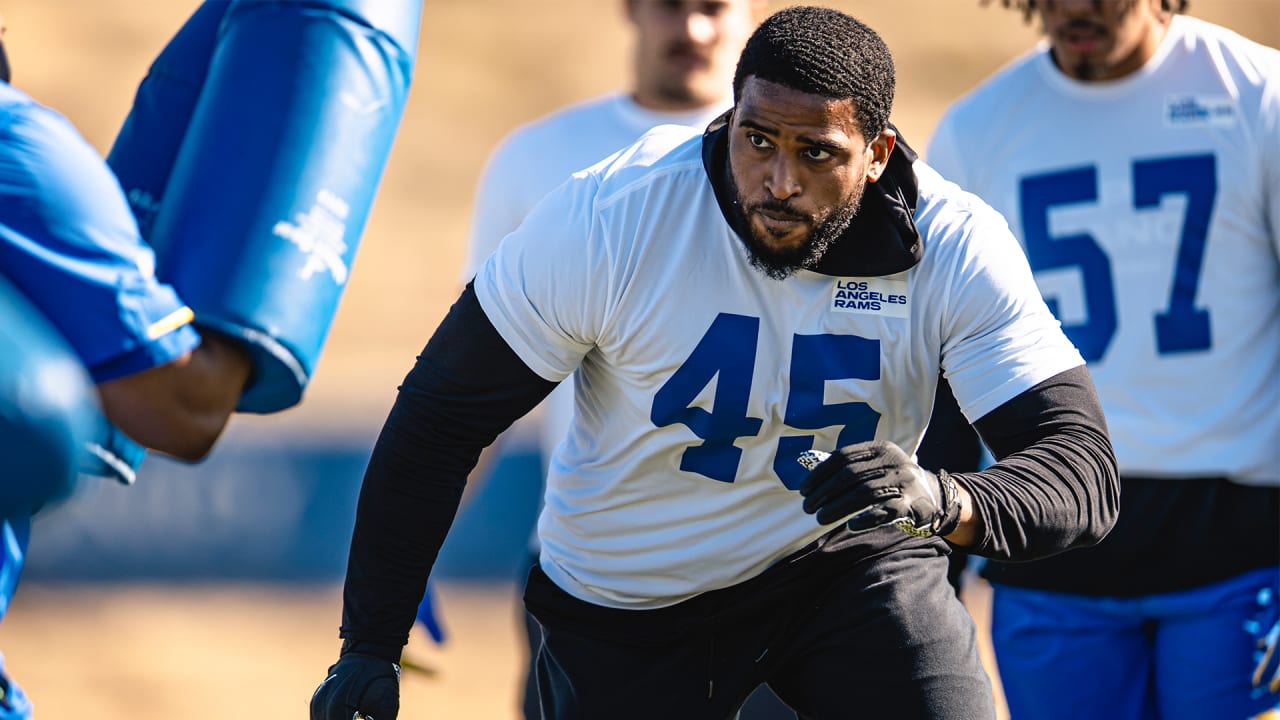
[633,0,751,16]
[1038,0,1151,23]
[734,77,864,147]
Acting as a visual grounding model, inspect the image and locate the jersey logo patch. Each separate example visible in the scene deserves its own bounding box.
[1164,95,1236,128]
[829,278,909,318]
[272,188,351,285]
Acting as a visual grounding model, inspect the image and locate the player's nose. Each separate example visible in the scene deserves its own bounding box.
[682,9,716,45]
[764,157,801,200]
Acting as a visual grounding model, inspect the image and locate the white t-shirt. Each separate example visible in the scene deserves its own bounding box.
[928,16,1280,485]
[465,92,732,479]
[475,125,1083,608]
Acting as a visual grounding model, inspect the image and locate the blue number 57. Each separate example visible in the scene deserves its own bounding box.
[1020,154,1216,360]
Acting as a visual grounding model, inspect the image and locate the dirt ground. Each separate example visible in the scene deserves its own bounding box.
[2,1,1276,718]
[0,578,1004,719]
[0,581,527,719]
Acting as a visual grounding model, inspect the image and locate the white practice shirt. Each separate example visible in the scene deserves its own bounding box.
[475,125,1083,608]
[465,92,732,478]
[928,16,1280,485]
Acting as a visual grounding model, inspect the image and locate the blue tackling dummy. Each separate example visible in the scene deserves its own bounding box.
[109,0,421,413]
[0,1,423,716]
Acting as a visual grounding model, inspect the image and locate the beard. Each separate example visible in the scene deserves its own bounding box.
[726,171,863,280]
[1072,60,1101,80]
[1051,7,1134,81]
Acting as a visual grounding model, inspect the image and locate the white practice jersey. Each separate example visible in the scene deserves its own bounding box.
[465,92,731,477]
[928,16,1280,485]
[474,125,1083,608]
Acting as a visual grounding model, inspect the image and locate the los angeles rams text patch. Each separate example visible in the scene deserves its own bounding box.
[1164,95,1236,128]
[830,278,909,318]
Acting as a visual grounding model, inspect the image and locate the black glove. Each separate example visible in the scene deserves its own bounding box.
[310,651,401,720]
[797,440,962,538]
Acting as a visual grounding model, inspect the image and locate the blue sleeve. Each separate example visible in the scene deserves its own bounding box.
[0,86,199,383]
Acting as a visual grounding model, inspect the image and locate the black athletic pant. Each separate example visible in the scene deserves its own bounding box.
[520,557,795,720]
[524,530,994,719]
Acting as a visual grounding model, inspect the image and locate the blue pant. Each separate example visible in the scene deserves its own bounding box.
[0,520,31,720]
[0,652,31,720]
[991,566,1280,720]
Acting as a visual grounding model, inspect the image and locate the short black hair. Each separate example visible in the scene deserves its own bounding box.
[991,0,1188,22]
[732,6,895,140]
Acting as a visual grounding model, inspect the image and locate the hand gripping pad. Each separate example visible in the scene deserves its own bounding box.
[109,0,421,413]
[0,276,98,518]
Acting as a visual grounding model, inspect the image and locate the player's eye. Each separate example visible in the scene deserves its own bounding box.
[803,147,833,161]
[747,133,772,149]
[700,1,730,17]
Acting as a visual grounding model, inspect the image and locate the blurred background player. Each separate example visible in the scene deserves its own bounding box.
[927,0,1280,717]
[0,1,418,716]
[462,0,765,284]
[448,1,791,717]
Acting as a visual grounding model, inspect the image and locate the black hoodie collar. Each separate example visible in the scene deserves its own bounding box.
[700,110,923,277]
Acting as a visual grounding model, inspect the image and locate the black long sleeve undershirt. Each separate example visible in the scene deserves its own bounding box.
[338,284,556,659]
[958,364,1119,561]
[337,285,1118,659]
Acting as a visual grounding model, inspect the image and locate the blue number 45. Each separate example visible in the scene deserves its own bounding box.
[650,313,882,488]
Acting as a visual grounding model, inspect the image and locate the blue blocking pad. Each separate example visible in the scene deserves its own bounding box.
[0,276,98,519]
[109,0,422,413]
[108,0,230,240]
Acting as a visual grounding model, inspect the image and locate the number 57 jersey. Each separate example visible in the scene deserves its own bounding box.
[474,123,1082,609]
[928,15,1280,487]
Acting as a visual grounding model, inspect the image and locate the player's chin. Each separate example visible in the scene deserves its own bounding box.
[744,231,812,280]
[750,218,809,253]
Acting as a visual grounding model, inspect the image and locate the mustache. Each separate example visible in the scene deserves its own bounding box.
[663,42,711,63]
[1059,17,1109,36]
[748,197,807,221]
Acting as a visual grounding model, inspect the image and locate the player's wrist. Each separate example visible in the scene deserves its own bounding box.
[340,637,404,664]
[931,469,962,537]
[939,473,980,547]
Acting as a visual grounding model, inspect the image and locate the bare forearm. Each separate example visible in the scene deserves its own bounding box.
[942,484,981,547]
[97,330,251,460]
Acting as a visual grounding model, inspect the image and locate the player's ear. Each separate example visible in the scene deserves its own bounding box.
[866,129,896,184]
